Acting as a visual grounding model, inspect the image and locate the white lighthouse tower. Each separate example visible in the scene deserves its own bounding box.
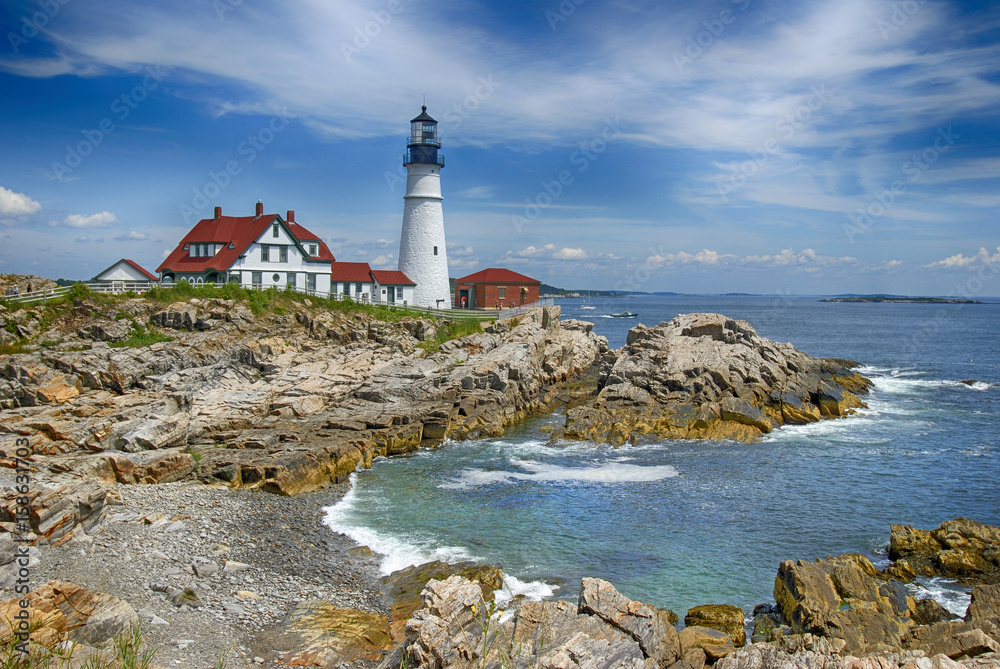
[398,106,451,309]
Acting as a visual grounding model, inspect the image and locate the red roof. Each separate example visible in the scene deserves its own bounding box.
[330,262,374,282]
[123,259,159,281]
[157,213,335,274]
[371,270,415,286]
[456,268,539,284]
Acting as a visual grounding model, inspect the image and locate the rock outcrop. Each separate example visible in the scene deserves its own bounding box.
[767,521,1000,661]
[773,553,915,655]
[2,300,607,498]
[402,574,684,669]
[684,604,747,648]
[0,580,138,649]
[889,518,1000,584]
[557,313,871,445]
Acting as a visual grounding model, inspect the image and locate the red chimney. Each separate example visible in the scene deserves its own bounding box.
[286,210,295,223]
[214,206,222,219]
[255,200,263,217]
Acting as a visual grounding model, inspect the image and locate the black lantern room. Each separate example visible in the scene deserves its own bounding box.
[405,106,445,167]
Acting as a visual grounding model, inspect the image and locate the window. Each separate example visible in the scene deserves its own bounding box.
[272,223,279,238]
[433,246,438,256]
[498,286,506,299]
[309,244,317,256]
[260,245,269,262]
[288,274,296,289]
[272,273,281,283]
[279,246,288,263]
[396,287,403,299]
[307,274,317,292]
[355,282,363,294]
[252,271,262,286]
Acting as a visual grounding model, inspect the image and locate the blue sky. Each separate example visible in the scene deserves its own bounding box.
[1,0,998,295]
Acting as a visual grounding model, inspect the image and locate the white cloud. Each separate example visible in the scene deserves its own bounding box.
[924,246,1000,269]
[371,253,395,268]
[503,244,590,261]
[0,187,41,222]
[113,230,149,241]
[448,257,479,271]
[646,247,858,269]
[447,244,476,258]
[75,235,92,243]
[63,211,117,228]
[553,247,589,260]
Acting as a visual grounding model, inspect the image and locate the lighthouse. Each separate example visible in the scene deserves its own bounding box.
[398,106,451,309]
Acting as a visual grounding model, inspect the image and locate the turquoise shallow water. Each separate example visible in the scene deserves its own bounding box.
[324,296,1000,615]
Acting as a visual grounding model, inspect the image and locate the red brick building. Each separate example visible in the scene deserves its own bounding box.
[454,268,540,310]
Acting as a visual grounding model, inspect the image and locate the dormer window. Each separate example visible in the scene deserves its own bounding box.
[272,223,279,238]
[309,244,317,256]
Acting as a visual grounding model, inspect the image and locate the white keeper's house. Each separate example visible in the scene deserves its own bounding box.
[330,261,416,306]
[157,202,335,294]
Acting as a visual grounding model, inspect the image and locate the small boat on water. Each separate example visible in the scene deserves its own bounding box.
[609,310,638,318]
[580,291,596,310]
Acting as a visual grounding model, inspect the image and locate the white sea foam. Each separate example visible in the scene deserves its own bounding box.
[495,574,558,606]
[866,369,993,395]
[908,578,971,618]
[439,458,679,490]
[323,476,476,575]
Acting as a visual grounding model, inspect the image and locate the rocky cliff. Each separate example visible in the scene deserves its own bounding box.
[1,295,606,502]
[555,312,872,445]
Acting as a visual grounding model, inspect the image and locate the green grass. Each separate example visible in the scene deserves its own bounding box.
[419,318,483,353]
[108,322,173,349]
[0,341,28,356]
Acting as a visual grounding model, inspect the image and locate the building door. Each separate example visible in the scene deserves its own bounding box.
[459,288,470,309]
[386,287,395,305]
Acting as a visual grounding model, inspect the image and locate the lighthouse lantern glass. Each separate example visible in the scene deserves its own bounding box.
[411,122,438,145]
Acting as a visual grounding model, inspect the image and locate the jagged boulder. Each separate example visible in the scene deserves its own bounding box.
[150,301,199,330]
[0,581,138,649]
[0,479,107,543]
[677,626,734,665]
[773,553,915,654]
[560,313,870,445]
[904,621,1000,659]
[579,576,682,667]
[382,561,504,643]
[889,518,1000,583]
[402,575,682,669]
[967,585,1000,622]
[685,604,747,647]
[104,448,197,484]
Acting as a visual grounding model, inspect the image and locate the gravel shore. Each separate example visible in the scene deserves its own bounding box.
[20,479,387,668]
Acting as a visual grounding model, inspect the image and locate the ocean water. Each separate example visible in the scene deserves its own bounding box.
[323,295,1000,616]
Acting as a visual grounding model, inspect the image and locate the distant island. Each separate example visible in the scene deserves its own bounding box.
[821,295,982,304]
